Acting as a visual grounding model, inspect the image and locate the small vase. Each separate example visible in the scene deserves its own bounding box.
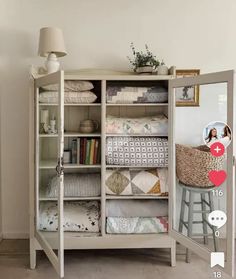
[136,66,153,75]
[157,65,169,75]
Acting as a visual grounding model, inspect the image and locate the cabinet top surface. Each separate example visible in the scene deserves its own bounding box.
[31,67,175,81]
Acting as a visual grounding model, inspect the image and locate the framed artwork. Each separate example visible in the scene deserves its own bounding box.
[175,69,200,107]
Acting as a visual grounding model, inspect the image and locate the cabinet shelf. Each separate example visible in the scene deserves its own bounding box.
[39,103,101,107]
[105,134,168,137]
[106,103,168,107]
[39,160,101,169]
[106,165,167,169]
[106,195,168,200]
[39,133,101,138]
[39,196,101,201]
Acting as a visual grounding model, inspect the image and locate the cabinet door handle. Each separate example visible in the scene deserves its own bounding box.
[56,157,64,177]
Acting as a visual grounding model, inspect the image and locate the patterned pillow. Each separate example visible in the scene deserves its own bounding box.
[105,169,168,196]
[106,137,168,167]
[39,201,100,232]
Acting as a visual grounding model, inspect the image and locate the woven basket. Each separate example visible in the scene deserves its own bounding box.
[176,144,225,187]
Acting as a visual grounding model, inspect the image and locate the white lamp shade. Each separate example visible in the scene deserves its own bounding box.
[38,27,67,57]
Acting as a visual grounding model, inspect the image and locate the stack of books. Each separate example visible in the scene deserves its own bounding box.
[71,138,100,165]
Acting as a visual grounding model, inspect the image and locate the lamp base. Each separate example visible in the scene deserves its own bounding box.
[45,53,60,73]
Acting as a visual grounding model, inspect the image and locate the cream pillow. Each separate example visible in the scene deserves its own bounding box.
[39,91,97,104]
[41,80,94,92]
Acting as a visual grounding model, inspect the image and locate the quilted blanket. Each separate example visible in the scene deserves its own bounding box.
[106,85,168,104]
[105,168,168,196]
[106,217,168,234]
[106,115,168,136]
[106,137,168,167]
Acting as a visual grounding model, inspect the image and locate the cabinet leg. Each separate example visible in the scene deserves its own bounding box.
[170,242,176,267]
[30,238,36,269]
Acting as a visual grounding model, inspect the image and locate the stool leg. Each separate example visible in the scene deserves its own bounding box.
[201,193,208,245]
[208,191,219,252]
[179,188,187,233]
[186,190,194,263]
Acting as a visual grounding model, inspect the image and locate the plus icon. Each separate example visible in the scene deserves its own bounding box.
[210,142,225,157]
[214,145,221,153]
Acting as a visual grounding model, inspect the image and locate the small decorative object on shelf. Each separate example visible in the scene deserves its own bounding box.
[40,109,49,133]
[48,117,57,134]
[79,119,99,133]
[127,43,160,74]
[157,60,169,75]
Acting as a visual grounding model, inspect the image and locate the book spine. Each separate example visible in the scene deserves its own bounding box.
[93,139,99,164]
[97,139,101,164]
[83,138,87,164]
[71,139,77,164]
[90,139,95,165]
[85,139,91,165]
[80,138,83,164]
[77,138,80,165]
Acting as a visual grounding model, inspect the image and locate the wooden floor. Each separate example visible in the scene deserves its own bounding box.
[0,240,232,279]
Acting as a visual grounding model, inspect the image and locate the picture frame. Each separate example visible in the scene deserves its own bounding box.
[175,69,200,107]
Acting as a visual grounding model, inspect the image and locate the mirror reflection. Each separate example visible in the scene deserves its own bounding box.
[174,83,228,259]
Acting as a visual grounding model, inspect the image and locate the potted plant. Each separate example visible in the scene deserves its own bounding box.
[127,43,160,74]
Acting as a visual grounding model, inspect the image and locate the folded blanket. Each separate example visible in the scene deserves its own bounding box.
[106,137,168,167]
[106,200,168,217]
[106,115,168,136]
[105,168,168,196]
[41,80,94,92]
[106,85,168,104]
[39,201,100,232]
[106,217,168,234]
[39,91,97,104]
[46,173,101,198]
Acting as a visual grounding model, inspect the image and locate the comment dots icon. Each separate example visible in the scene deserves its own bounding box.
[208,210,227,229]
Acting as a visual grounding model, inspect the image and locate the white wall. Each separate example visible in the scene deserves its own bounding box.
[1,0,236,238]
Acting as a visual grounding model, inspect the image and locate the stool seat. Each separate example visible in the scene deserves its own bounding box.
[178,182,218,263]
[179,183,214,192]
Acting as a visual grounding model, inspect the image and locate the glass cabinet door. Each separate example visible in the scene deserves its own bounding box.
[168,71,235,277]
[35,71,65,278]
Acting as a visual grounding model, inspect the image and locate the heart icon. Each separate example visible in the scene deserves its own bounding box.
[208,170,227,187]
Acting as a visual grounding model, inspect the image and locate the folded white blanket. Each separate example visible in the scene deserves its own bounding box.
[39,91,97,104]
[106,200,168,217]
[46,173,101,198]
[41,80,94,92]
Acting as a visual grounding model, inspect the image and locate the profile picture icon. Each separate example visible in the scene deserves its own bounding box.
[203,121,232,148]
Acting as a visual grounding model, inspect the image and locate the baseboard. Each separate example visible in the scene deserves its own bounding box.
[2,232,29,239]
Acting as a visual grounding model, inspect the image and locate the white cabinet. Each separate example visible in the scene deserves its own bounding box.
[29,69,235,278]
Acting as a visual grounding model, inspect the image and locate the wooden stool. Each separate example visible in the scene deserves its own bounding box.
[178,183,218,263]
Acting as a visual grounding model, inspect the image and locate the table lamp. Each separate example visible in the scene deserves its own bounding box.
[38,27,67,73]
